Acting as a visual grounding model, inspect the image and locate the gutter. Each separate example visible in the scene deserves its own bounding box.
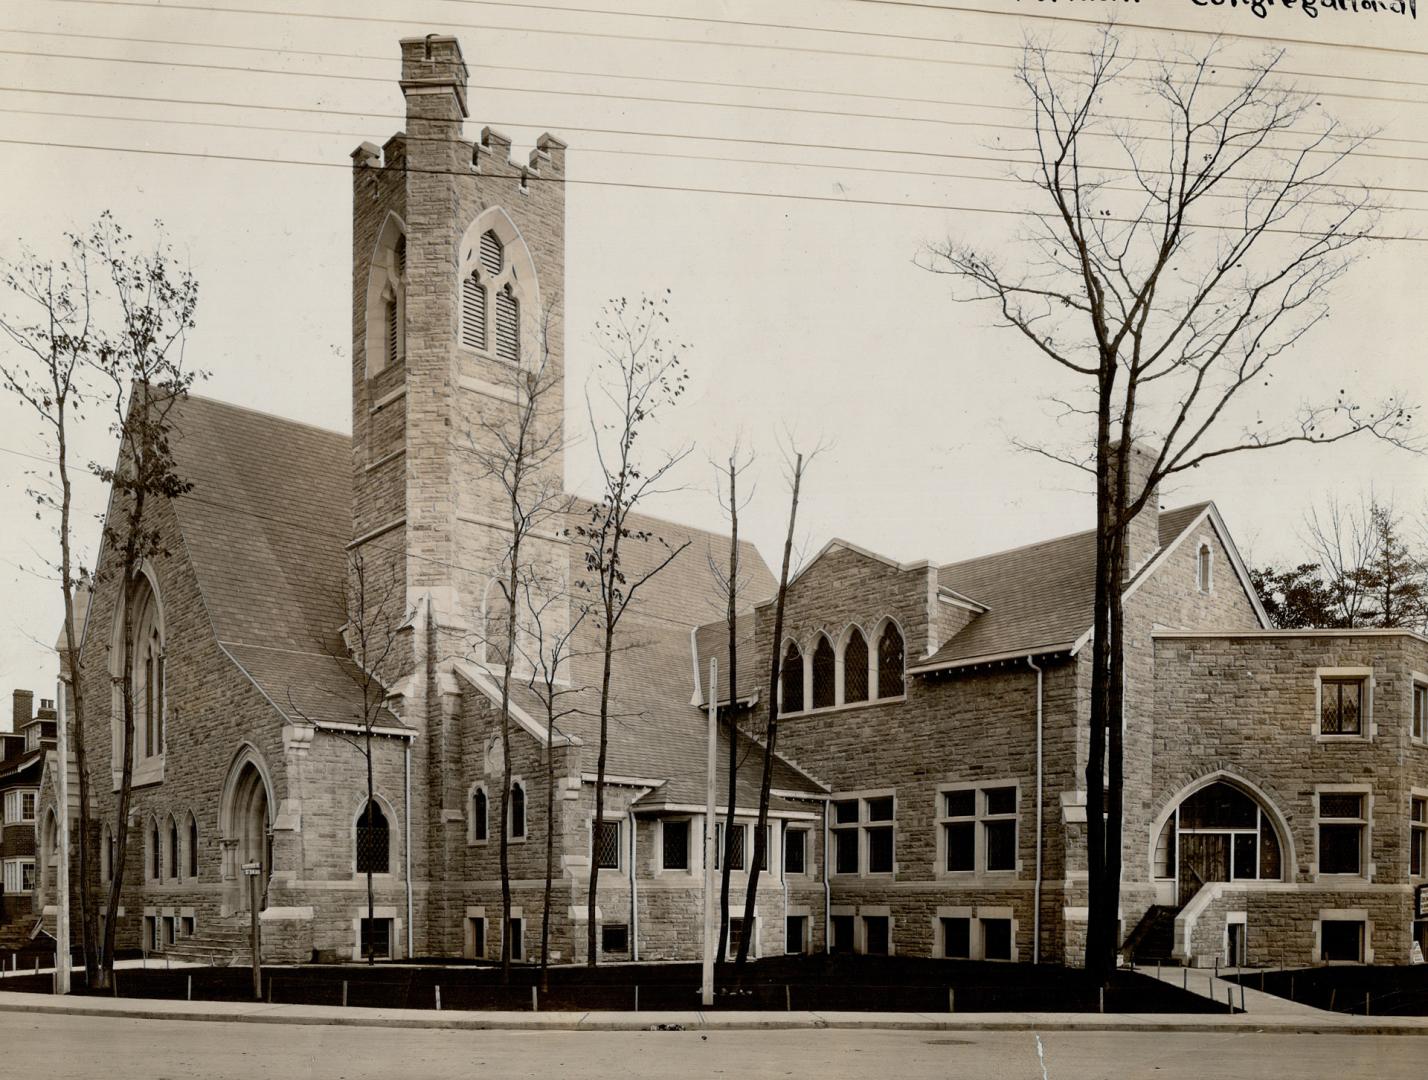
[1027,655,1044,965]
[822,800,831,954]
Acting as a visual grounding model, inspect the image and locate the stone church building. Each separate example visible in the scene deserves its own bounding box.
[35,35,1428,971]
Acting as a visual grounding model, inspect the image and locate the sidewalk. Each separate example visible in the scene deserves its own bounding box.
[1132,963,1327,1018]
[1,988,1426,1035]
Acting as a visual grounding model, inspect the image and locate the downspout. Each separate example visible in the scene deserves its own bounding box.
[1027,655,1044,965]
[628,809,639,961]
[404,738,413,960]
[779,820,789,950]
[822,799,831,953]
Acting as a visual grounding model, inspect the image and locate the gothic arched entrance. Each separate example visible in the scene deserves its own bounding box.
[221,749,273,913]
[1155,780,1287,906]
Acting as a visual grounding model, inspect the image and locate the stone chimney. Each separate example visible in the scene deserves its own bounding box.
[36,698,56,722]
[399,34,468,126]
[1111,440,1161,581]
[11,689,33,732]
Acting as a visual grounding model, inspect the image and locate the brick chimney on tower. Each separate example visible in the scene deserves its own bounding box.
[1111,440,1161,581]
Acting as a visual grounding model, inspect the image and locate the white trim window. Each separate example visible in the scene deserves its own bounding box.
[593,818,621,871]
[1317,669,1372,739]
[1412,794,1427,879]
[831,795,895,876]
[714,822,769,872]
[783,826,808,876]
[660,818,690,872]
[1413,679,1428,743]
[2,857,35,894]
[939,783,1018,875]
[1316,789,1370,877]
[2,789,37,824]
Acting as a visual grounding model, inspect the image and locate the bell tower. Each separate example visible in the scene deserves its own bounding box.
[349,34,569,688]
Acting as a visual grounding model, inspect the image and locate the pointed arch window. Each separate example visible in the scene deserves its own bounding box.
[187,813,199,879]
[131,576,165,761]
[472,787,489,843]
[780,642,805,714]
[168,815,179,881]
[495,285,520,362]
[843,629,869,705]
[876,623,905,699]
[355,800,390,875]
[510,782,527,839]
[812,637,836,709]
[150,819,161,882]
[366,219,406,377]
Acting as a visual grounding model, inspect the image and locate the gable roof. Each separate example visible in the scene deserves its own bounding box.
[164,393,404,730]
[910,502,1234,673]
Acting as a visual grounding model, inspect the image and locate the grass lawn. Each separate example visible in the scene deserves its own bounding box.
[0,954,1228,1013]
[1233,965,1428,1016]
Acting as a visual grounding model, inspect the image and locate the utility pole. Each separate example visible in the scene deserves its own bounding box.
[54,680,70,994]
[702,659,718,1008]
[243,862,262,1000]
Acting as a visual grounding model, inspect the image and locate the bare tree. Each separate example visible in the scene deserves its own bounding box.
[87,214,201,990]
[576,293,693,966]
[517,581,588,991]
[708,444,756,964]
[1303,494,1382,628]
[454,307,568,981]
[340,551,405,963]
[736,444,818,968]
[0,226,99,983]
[923,29,1416,979]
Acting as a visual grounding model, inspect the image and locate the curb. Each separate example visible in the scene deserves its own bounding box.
[2,994,1426,1036]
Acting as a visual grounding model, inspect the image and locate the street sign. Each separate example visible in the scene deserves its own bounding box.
[242,862,262,877]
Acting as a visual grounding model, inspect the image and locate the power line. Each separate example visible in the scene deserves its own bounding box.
[29,0,1428,108]
[10,37,1428,168]
[8,24,1428,148]
[8,103,1428,215]
[9,49,1428,168]
[2,133,1422,243]
[6,81,1427,199]
[848,0,1428,61]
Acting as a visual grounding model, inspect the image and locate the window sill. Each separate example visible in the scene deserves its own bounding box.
[458,345,522,370]
[1316,734,1370,743]
[779,696,907,721]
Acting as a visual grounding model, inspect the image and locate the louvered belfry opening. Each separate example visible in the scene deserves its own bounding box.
[356,800,390,874]
[385,297,398,367]
[812,636,836,709]
[843,629,869,704]
[461,276,486,349]
[496,286,519,362]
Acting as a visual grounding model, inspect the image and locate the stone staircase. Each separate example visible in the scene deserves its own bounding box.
[1123,904,1181,966]
[165,917,251,967]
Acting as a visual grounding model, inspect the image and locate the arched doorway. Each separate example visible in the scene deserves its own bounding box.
[1155,780,1286,906]
[37,808,58,907]
[223,756,272,912]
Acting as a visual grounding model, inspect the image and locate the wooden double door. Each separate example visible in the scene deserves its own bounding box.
[1177,832,1231,906]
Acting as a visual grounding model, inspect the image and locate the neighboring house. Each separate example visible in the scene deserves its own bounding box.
[0,690,55,950]
[39,33,1428,970]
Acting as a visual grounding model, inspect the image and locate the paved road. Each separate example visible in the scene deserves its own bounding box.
[4,1011,1421,1079]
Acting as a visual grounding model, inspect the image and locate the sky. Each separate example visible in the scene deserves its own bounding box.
[0,0,1425,723]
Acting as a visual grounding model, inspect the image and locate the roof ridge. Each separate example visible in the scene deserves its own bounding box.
[939,500,1212,573]
[179,389,349,439]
